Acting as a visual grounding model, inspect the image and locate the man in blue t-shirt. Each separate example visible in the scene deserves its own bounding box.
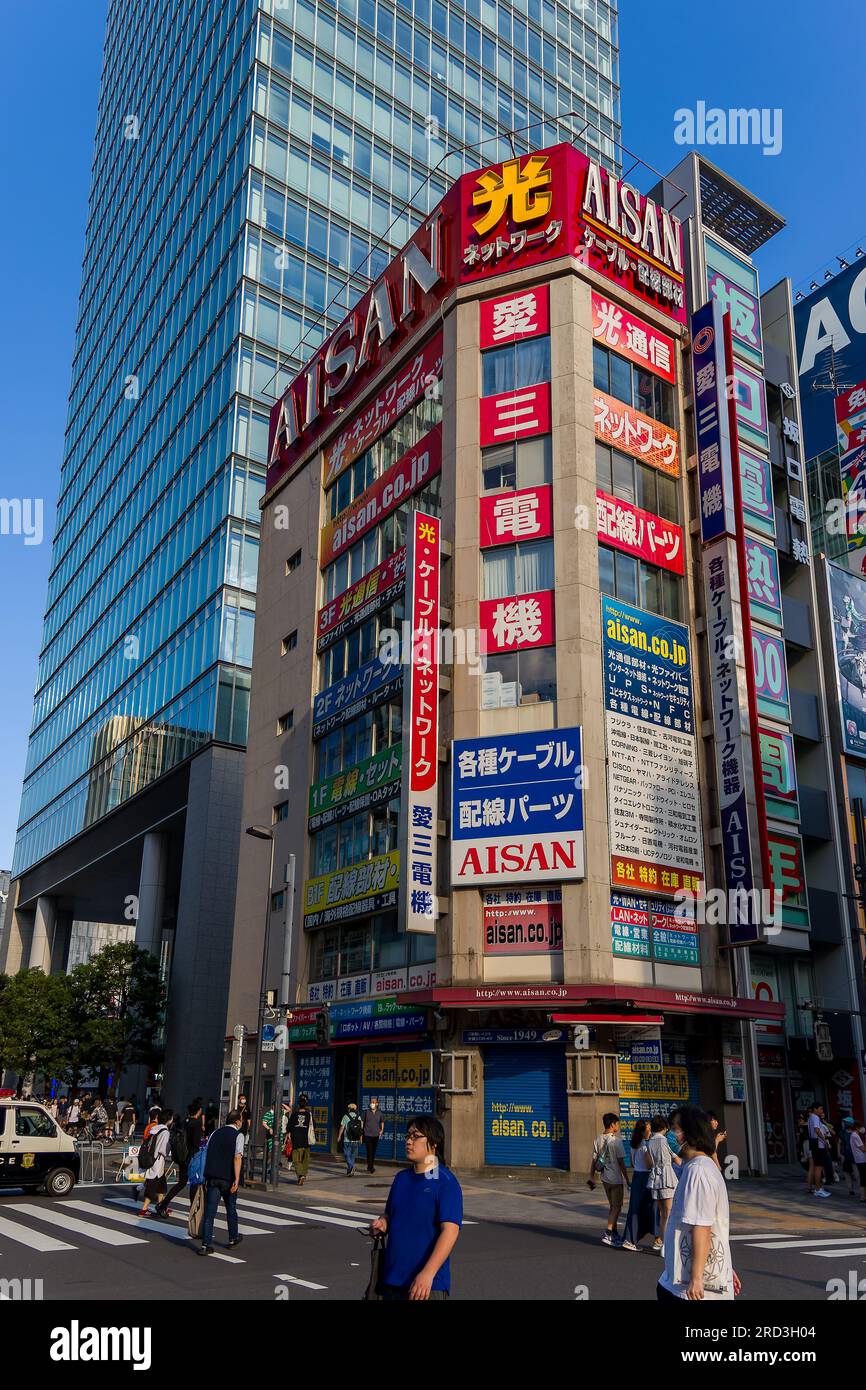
[371,1116,463,1299]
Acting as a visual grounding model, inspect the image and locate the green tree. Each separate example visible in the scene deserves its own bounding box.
[67,943,165,1094]
[0,969,73,1092]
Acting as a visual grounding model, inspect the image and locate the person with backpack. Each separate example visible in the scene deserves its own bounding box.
[138,1108,173,1218]
[287,1094,316,1185]
[338,1102,364,1175]
[154,1102,202,1218]
[197,1109,245,1256]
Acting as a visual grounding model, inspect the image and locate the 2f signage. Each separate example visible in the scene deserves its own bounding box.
[399,512,440,934]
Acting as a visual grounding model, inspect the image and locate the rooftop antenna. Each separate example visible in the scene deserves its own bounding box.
[810,339,856,394]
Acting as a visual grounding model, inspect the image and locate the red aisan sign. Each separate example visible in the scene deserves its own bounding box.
[316,547,407,651]
[480,485,553,548]
[591,292,676,385]
[596,490,684,575]
[594,390,680,476]
[480,382,551,447]
[480,588,555,653]
[268,145,684,489]
[480,284,550,349]
[319,427,442,567]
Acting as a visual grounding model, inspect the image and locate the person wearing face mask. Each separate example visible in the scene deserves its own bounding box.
[362,1096,385,1173]
[287,1093,316,1185]
[657,1106,741,1302]
[337,1101,364,1176]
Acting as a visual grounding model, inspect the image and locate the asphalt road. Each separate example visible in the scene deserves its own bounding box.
[2,1165,866,1302]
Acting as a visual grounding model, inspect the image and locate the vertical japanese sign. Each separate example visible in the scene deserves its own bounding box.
[400,512,440,934]
[691,299,737,543]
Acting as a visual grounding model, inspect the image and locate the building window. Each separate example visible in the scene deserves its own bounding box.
[271,890,285,912]
[593,343,675,427]
[599,544,682,621]
[482,538,555,599]
[596,443,678,523]
[286,548,302,574]
[482,336,550,397]
[273,801,289,823]
[482,646,556,707]
[277,710,294,734]
[281,629,298,654]
[482,435,552,493]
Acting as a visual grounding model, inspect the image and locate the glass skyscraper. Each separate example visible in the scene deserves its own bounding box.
[3,0,619,1102]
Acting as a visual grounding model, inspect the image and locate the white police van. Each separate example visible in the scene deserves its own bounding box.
[0,1100,80,1196]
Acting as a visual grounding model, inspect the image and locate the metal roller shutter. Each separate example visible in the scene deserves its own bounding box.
[483,1045,569,1168]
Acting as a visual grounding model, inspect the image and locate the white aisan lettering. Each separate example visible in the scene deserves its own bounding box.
[582,159,683,277]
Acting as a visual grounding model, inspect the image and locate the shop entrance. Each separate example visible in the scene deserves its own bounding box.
[333,1047,361,1153]
[483,1044,569,1169]
[760,1076,790,1163]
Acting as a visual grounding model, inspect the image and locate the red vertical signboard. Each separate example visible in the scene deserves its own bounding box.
[400,513,440,934]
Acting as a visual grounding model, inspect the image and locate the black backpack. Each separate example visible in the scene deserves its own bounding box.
[346,1114,363,1142]
[170,1126,190,1165]
[137,1132,159,1171]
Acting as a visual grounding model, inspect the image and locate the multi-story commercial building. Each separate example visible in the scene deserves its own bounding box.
[227,139,818,1174]
[1,0,622,1104]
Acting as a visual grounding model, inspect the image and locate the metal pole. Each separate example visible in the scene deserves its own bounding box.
[250,833,275,1184]
[270,855,296,1192]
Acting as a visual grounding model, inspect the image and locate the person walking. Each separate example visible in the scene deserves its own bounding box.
[287,1094,316,1185]
[621,1118,653,1251]
[657,1106,741,1302]
[850,1123,866,1202]
[807,1103,832,1197]
[587,1112,630,1246]
[236,1094,251,1184]
[840,1116,858,1196]
[370,1115,462,1300]
[197,1109,245,1256]
[138,1108,173,1218]
[67,1096,81,1134]
[362,1097,385,1173]
[104,1094,118,1140]
[647,1115,679,1254]
[155,1102,202,1218]
[120,1098,137,1142]
[337,1101,363,1176]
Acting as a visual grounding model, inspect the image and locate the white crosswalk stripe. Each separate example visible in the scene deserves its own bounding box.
[65,1201,244,1263]
[742,1232,866,1260]
[106,1195,272,1237]
[168,1194,303,1227]
[9,1203,146,1246]
[0,1212,75,1252]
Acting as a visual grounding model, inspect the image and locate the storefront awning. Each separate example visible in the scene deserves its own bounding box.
[397,983,786,1021]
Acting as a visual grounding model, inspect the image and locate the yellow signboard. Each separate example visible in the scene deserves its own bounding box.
[303,850,400,926]
[617,1061,690,1103]
[361,1049,432,1090]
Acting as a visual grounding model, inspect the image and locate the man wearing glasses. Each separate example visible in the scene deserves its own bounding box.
[370,1115,463,1300]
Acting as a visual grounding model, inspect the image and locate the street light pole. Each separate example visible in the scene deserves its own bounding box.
[246,825,276,1184]
[270,853,296,1192]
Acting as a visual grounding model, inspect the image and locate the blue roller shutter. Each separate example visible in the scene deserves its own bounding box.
[483,1045,569,1168]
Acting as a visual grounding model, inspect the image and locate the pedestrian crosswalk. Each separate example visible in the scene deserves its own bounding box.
[0,1191,376,1260]
[735,1231,866,1260]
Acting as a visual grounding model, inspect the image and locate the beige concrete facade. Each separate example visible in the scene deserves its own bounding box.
[227,243,739,1174]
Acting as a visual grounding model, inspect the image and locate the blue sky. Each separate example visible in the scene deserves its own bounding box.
[0,0,863,871]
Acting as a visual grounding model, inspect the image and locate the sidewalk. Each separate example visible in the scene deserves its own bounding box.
[266,1156,866,1238]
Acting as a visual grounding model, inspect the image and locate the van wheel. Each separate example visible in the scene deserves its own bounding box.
[44,1168,76,1197]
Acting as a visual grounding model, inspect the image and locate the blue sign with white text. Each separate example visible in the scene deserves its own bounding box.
[451,729,584,841]
[601,597,693,734]
[795,260,866,461]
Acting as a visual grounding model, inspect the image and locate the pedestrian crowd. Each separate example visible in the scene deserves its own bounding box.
[797,1102,866,1200]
